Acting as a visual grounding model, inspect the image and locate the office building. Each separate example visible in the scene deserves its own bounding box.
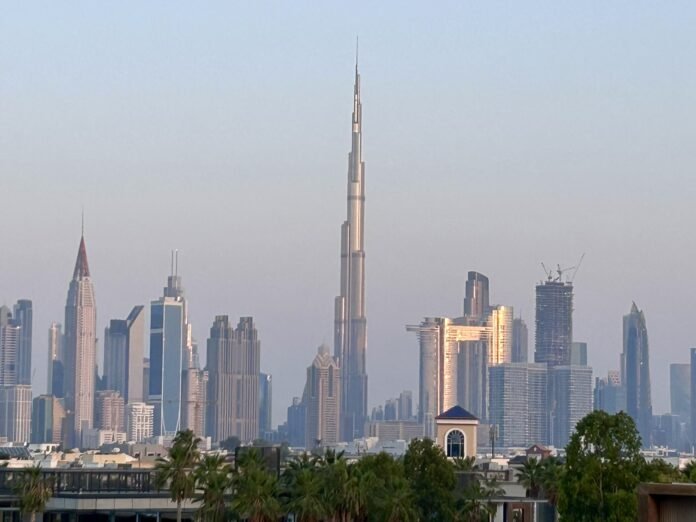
[48,322,64,398]
[488,305,513,365]
[534,279,573,367]
[398,390,413,420]
[0,309,20,386]
[594,370,626,414]
[12,300,32,386]
[181,365,206,438]
[149,258,189,437]
[334,59,368,441]
[512,318,528,363]
[286,397,306,447]
[31,395,65,444]
[670,363,690,421]
[304,345,341,449]
[259,373,272,437]
[623,302,653,446]
[95,390,125,432]
[0,385,31,443]
[63,231,97,447]
[206,316,260,443]
[570,342,588,366]
[126,402,154,442]
[463,271,490,321]
[104,306,145,404]
[550,365,593,448]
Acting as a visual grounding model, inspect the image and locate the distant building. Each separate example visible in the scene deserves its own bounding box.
[594,370,626,414]
[63,232,97,447]
[103,306,145,403]
[48,322,64,398]
[95,390,125,432]
[0,308,20,386]
[82,429,127,450]
[549,365,593,448]
[12,300,32,386]
[259,373,272,438]
[670,363,690,421]
[206,316,260,443]
[534,279,573,367]
[384,399,398,421]
[286,397,306,447]
[398,391,413,420]
[623,302,653,446]
[0,385,32,443]
[126,402,154,442]
[570,342,588,366]
[511,318,528,363]
[31,395,65,444]
[366,420,424,442]
[304,345,341,449]
[463,271,490,321]
[691,349,696,446]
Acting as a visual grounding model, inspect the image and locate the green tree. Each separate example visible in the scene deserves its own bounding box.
[284,467,326,521]
[559,411,645,522]
[232,449,282,522]
[220,436,241,452]
[540,456,564,508]
[155,430,202,522]
[316,449,350,521]
[13,466,52,522]
[194,454,231,522]
[455,479,499,522]
[403,438,456,521]
[516,457,544,498]
[642,458,684,483]
[683,460,696,482]
[381,476,419,522]
[452,456,477,472]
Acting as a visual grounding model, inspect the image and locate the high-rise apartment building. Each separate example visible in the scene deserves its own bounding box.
[149,264,188,437]
[31,395,65,444]
[334,59,368,441]
[670,363,690,421]
[126,402,154,442]
[622,302,653,446]
[549,365,593,448]
[594,370,626,414]
[206,316,260,443]
[398,390,413,420]
[259,373,272,437]
[12,300,32,386]
[304,345,341,449]
[0,309,20,386]
[181,366,207,438]
[0,385,31,443]
[63,232,97,447]
[488,305,513,365]
[534,280,573,367]
[511,318,528,363]
[287,397,306,447]
[104,306,145,404]
[95,390,125,432]
[48,322,64,398]
[463,272,490,321]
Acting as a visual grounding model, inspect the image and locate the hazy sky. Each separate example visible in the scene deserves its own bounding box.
[2,2,696,425]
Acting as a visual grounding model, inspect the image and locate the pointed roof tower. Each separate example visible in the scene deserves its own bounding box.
[72,235,91,280]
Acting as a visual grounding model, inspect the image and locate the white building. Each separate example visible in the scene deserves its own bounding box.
[126,402,154,442]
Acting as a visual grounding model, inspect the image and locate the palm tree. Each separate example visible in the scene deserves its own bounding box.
[194,454,231,522]
[455,480,496,522]
[231,449,282,522]
[381,477,419,522]
[13,466,52,522]
[284,467,326,521]
[344,463,377,522]
[452,456,477,472]
[516,457,543,498]
[317,450,349,522]
[155,429,202,522]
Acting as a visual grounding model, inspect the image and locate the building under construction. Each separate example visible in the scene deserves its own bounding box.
[534,279,573,367]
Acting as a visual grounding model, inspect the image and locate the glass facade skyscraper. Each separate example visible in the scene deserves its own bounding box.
[622,302,652,446]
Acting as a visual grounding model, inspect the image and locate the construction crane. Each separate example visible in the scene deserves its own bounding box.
[541,253,585,283]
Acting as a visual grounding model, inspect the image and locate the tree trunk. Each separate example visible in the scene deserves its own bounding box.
[177,499,182,522]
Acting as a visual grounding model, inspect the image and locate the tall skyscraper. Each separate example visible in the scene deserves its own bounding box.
[104,306,145,404]
[463,271,490,321]
[63,232,97,447]
[259,373,272,437]
[511,318,528,363]
[534,279,573,367]
[31,395,65,444]
[334,58,368,441]
[0,308,20,386]
[12,300,32,386]
[622,302,652,446]
[149,260,188,437]
[205,316,260,443]
[398,390,413,420]
[286,397,306,448]
[670,363,690,421]
[488,305,513,365]
[48,322,63,398]
[304,345,341,449]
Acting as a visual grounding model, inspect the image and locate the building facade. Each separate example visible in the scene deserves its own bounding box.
[304,345,341,449]
[549,365,593,448]
[104,306,145,404]
[12,300,32,386]
[126,402,154,442]
[48,322,64,398]
[511,318,528,363]
[670,363,690,421]
[534,280,573,367]
[259,373,272,438]
[594,370,626,414]
[31,395,65,444]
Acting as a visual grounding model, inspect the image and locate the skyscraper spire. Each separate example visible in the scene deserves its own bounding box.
[334,50,368,441]
[72,232,91,280]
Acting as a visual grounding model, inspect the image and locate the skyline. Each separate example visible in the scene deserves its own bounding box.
[3,3,696,425]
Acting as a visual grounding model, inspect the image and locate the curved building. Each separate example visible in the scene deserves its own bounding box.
[623,302,652,446]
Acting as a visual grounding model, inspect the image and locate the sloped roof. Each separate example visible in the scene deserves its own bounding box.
[436,405,478,421]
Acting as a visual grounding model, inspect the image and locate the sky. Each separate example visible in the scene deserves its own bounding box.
[2,2,696,426]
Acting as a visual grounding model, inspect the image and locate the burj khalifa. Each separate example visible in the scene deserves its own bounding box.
[334,55,368,441]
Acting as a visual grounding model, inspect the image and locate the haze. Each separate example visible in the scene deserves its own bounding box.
[2,2,696,425]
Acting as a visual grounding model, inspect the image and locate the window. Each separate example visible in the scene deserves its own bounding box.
[446,429,465,458]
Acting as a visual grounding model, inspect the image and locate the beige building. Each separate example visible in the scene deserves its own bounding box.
[304,345,341,449]
[96,390,125,432]
[126,402,154,442]
[435,405,479,459]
